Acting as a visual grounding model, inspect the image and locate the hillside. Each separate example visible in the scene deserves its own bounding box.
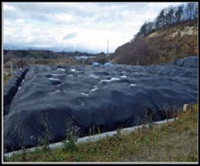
[112,20,198,65]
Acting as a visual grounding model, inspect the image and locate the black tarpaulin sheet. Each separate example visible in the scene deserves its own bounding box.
[3,56,198,151]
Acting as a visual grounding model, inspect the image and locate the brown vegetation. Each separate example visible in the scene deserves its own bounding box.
[112,20,198,65]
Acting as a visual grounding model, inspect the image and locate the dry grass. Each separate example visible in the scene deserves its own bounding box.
[144,20,197,64]
[3,74,14,85]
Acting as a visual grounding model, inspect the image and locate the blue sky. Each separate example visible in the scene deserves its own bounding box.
[3,2,183,53]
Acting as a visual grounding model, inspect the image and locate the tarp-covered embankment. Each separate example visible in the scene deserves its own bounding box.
[4,67,29,116]
[4,56,198,152]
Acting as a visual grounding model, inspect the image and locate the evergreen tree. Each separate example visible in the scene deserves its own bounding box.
[175,5,183,23]
[166,7,174,25]
[155,9,166,28]
[138,22,148,37]
[185,2,197,20]
[192,2,198,20]
[135,2,198,39]
[137,22,155,38]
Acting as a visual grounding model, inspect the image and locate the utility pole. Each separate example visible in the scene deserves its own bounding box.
[10,61,13,74]
[107,39,109,57]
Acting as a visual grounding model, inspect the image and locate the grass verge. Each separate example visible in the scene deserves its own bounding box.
[3,74,14,85]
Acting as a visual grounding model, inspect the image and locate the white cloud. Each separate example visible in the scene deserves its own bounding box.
[63,32,77,40]
[3,2,184,53]
[146,2,182,9]
[3,4,16,11]
[52,13,74,23]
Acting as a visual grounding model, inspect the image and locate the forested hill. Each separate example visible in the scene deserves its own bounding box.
[112,2,198,65]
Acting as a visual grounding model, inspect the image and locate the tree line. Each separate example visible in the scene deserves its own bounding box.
[136,2,198,38]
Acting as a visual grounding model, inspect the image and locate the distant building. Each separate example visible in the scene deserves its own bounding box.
[11,71,17,75]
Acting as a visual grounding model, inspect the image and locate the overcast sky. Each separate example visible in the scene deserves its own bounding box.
[3,2,183,53]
